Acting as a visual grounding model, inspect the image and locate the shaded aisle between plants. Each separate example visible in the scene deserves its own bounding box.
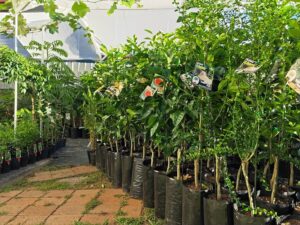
[48,138,89,167]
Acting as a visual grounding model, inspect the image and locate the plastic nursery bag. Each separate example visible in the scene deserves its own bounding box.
[180,62,213,90]
[140,85,156,100]
[286,59,300,94]
[236,58,260,74]
[106,81,124,97]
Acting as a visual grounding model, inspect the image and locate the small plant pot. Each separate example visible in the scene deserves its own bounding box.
[143,159,154,208]
[130,156,144,199]
[10,156,20,170]
[96,144,102,170]
[87,150,96,166]
[1,160,11,173]
[28,151,37,164]
[20,151,29,167]
[154,168,167,219]
[113,152,122,188]
[203,195,234,225]
[41,148,49,159]
[110,151,115,181]
[233,210,276,225]
[165,175,183,225]
[182,183,210,225]
[121,153,133,193]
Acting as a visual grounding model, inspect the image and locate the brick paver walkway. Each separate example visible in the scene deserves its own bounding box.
[28,166,98,183]
[0,139,143,225]
[0,186,142,225]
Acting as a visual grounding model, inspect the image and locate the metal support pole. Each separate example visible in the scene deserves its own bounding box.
[13,13,18,134]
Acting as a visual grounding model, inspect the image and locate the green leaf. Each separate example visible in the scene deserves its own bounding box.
[170,112,185,128]
[108,2,118,15]
[150,122,159,137]
[72,0,90,18]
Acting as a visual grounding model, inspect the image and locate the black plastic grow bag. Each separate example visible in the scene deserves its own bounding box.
[106,150,112,179]
[143,159,154,208]
[101,146,107,172]
[203,196,234,225]
[122,154,133,193]
[234,211,276,225]
[165,176,183,225]
[130,156,144,199]
[10,157,20,170]
[87,150,96,166]
[182,184,209,225]
[113,152,122,188]
[110,151,115,182]
[1,160,10,173]
[154,169,167,219]
[20,151,29,167]
[96,144,102,169]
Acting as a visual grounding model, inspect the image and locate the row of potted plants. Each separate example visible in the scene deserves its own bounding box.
[81,1,300,224]
[0,111,66,174]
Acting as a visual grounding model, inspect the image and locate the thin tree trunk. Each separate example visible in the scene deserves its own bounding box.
[150,142,154,168]
[236,164,242,191]
[31,95,35,121]
[142,133,146,160]
[129,131,133,157]
[241,161,254,216]
[177,149,182,180]
[207,158,211,168]
[271,156,279,204]
[109,136,113,151]
[216,155,221,200]
[289,162,294,187]
[115,139,119,153]
[194,159,199,189]
[263,160,270,179]
[166,156,171,174]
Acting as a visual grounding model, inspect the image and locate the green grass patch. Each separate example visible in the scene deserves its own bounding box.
[115,217,143,225]
[74,172,112,189]
[82,192,102,214]
[0,211,8,216]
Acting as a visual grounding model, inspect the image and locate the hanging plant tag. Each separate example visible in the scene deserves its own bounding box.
[66,113,71,120]
[106,81,124,96]
[286,59,300,94]
[151,77,165,94]
[236,58,260,74]
[140,86,156,100]
[180,62,213,90]
[136,77,148,84]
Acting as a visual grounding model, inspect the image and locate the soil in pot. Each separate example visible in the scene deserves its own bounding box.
[182,180,211,225]
[121,152,133,193]
[165,174,183,225]
[233,210,276,225]
[143,159,154,208]
[130,156,144,199]
[113,152,122,188]
[154,167,167,219]
[256,194,294,216]
[204,194,234,225]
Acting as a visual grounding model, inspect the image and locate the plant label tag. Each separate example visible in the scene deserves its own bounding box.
[66,113,71,120]
[151,77,165,94]
[140,85,156,100]
[106,81,124,97]
[38,143,43,152]
[34,144,38,153]
[236,58,260,74]
[286,59,300,94]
